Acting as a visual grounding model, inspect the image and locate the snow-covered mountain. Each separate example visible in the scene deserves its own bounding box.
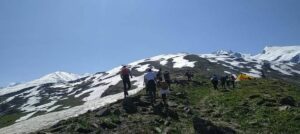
[35,71,84,83]
[213,50,250,59]
[0,71,84,96]
[7,82,22,87]
[0,46,299,134]
[253,46,300,63]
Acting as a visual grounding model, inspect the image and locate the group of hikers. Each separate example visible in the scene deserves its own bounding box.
[144,68,171,105]
[120,65,239,105]
[119,65,194,106]
[210,74,236,90]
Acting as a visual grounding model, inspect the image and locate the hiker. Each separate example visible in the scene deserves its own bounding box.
[144,68,157,104]
[156,68,163,81]
[120,65,133,98]
[211,74,219,90]
[230,74,236,89]
[261,70,266,78]
[185,70,194,81]
[220,75,227,89]
[157,79,170,107]
[163,71,172,89]
[226,75,231,88]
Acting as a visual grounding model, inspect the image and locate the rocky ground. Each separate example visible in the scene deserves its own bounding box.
[34,75,300,134]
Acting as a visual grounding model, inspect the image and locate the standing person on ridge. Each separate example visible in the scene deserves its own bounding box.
[261,70,266,78]
[185,70,194,81]
[144,68,157,104]
[211,74,219,90]
[226,75,231,88]
[220,75,227,89]
[157,80,170,107]
[120,65,133,98]
[163,71,172,89]
[230,74,236,89]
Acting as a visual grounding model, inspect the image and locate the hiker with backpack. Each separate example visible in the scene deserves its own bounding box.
[211,74,219,90]
[157,79,170,107]
[261,70,266,78]
[163,71,172,89]
[226,75,231,88]
[185,70,194,81]
[230,74,236,89]
[156,68,163,81]
[120,65,133,98]
[144,68,157,104]
[220,75,227,89]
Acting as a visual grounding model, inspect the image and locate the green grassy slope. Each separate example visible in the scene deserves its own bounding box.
[35,74,300,134]
[187,76,300,133]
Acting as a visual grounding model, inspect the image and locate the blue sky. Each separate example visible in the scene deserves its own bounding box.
[0,0,299,86]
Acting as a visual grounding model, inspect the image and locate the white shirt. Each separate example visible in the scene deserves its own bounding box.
[144,71,157,82]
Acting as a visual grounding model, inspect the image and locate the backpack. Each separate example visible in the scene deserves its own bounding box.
[160,81,169,89]
[121,68,130,76]
[157,71,162,77]
[164,72,170,80]
[231,75,236,81]
[187,72,193,77]
[212,76,218,81]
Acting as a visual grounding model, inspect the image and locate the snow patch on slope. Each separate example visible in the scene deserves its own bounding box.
[0,75,146,134]
[128,53,196,68]
[172,54,196,68]
[16,112,37,122]
[136,64,151,72]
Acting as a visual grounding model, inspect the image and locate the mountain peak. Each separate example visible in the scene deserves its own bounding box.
[0,71,83,96]
[35,71,82,84]
[7,82,22,87]
[213,50,233,55]
[212,50,246,59]
[255,45,300,63]
[263,45,300,53]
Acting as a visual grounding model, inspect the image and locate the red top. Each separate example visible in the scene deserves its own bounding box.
[121,68,130,75]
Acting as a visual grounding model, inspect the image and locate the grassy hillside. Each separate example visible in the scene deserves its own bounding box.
[188,76,300,133]
[35,74,300,134]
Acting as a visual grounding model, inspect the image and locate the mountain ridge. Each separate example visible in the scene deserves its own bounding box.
[0,46,299,133]
[2,45,299,91]
[0,71,86,96]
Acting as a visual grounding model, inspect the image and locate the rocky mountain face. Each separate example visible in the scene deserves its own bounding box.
[0,46,299,133]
